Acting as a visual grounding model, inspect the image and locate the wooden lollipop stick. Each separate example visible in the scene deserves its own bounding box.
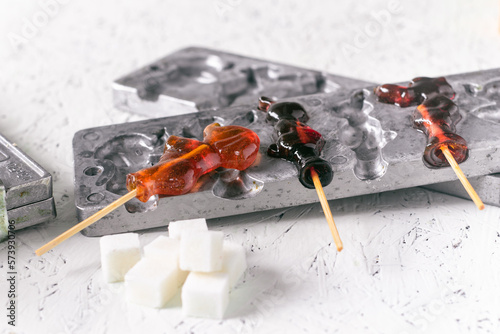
[36,189,138,256]
[441,145,485,210]
[310,168,343,252]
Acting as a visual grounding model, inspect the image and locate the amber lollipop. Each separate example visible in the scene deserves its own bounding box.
[36,123,260,255]
[375,77,484,210]
[260,98,343,251]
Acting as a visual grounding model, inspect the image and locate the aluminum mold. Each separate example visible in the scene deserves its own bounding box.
[0,134,53,210]
[7,197,56,231]
[75,68,500,236]
[0,133,56,234]
[113,46,371,118]
[113,48,500,207]
[0,135,52,210]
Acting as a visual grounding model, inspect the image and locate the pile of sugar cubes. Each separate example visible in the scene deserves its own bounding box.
[99,218,247,319]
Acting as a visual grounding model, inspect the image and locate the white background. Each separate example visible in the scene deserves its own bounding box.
[1,0,500,333]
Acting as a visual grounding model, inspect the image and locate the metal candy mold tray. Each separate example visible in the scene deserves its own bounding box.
[113,48,500,207]
[75,68,500,236]
[0,134,56,233]
[113,46,371,118]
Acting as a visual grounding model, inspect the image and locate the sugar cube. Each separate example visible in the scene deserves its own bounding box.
[100,233,141,283]
[179,230,223,272]
[124,257,179,308]
[221,242,247,289]
[143,235,188,286]
[168,218,207,240]
[181,272,229,319]
[143,235,180,263]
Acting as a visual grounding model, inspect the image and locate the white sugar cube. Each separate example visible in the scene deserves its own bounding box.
[168,218,207,240]
[221,242,247,289]
[124,257,179,308]
[143,235,188,286]
[100,233,141,283]
[144,235,180,263]
[181,272,229,319]
[180,230,223,272]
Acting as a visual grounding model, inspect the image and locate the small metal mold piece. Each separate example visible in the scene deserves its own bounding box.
[113,46,371,118]
[0,133,56,235]
[0,134,52,210]
[75,68,500,236]
[7,197,56,231]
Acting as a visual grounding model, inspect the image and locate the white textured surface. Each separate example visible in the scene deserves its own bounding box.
[1,0,500,333]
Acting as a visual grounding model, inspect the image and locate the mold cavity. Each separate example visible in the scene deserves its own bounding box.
[125,195,158,213]
[94,134,159,168]
[94,160,116,187]
[137,55,229,102]
[229,110,258,127]
[266,65,280,79]
[87,192,104,203]
[174,55,226,85]
[258,96,277,112]
[79,151,93,158]
[84,166,103,176]
[205,55,226,72]
[305,98,322,107]
[330,156,348,165]
[196,71,218,84]
[182,116,222,139]
[212,169,264,200]
[331,90,396,180]
[222,62,234,70]
[462,79,500,124]
[323,79,342,93]
[94,132,166,196]
[251,66,323,99]
[83,131,99,141]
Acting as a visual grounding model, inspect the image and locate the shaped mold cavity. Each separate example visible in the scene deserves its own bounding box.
[212,169,264,200]
[138,54,233,101]
[94,133,164,168]
[93,131,167,213]
[125,194,158,214]
[251,65,324,98]
[181,116,226,139]
[331,90,397,180]
[217,68,256,108]
[228,110,259,127]
[83,159,116,187]
[462,80,500,124]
